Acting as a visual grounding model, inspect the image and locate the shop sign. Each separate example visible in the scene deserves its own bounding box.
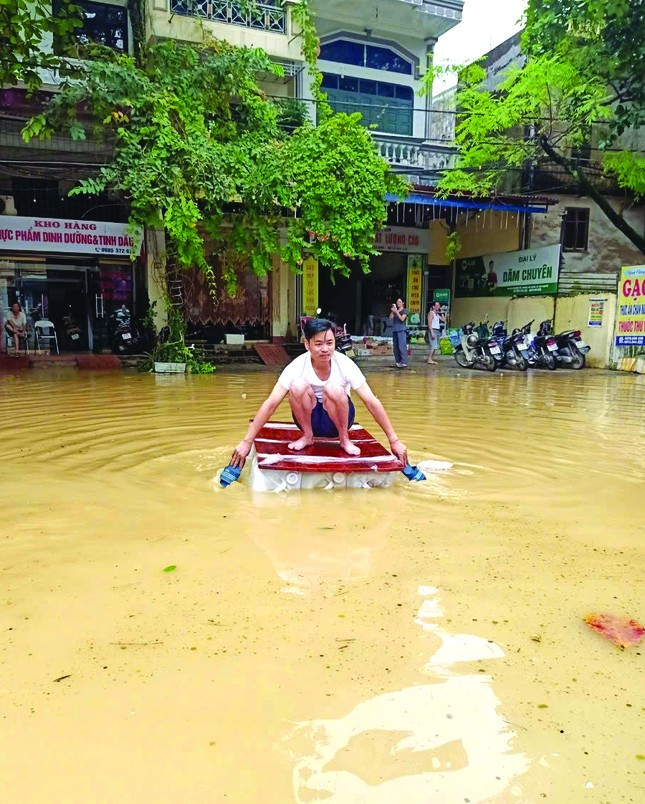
[374,226,430,254]
[406,255,423,315]
[302,256,318,316]
[0,215,143,257]
[615,265,645,346]
[588,298,605,327]
[456,244,560,297]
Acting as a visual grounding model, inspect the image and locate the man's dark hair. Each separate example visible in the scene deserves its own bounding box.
[304,318,335,341]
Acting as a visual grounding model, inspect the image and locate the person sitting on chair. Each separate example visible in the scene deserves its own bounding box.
[230,318,408,468]
[4,302,27,355]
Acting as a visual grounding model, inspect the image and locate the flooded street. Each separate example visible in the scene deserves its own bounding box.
[0,366,643,803]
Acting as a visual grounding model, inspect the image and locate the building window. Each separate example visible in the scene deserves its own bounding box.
[319,40,413,75]
[321,74,413,136]
[562,207,590,251]
[54,0,129,52]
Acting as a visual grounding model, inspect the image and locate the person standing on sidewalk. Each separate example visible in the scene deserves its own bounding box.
[427,301,445,365]
[389,298,408,368]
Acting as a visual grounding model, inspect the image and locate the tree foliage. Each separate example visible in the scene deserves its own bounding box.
[23,24,406,289]
[0,0,81,91]
[435,0,645,252]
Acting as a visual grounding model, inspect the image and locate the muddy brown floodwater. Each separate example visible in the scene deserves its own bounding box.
[0,366,643,803]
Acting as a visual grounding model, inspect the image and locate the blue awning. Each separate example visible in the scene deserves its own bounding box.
[385,192,550,215]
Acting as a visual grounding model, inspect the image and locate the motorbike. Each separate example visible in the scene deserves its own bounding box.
[62,307,83,349]
[522,319,558,370]
[538,320,590,369]
[109,305,139,354]
[454,322,498,371]
[490,320,530,370]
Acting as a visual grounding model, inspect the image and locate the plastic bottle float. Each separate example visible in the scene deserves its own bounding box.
[218,422,449,492]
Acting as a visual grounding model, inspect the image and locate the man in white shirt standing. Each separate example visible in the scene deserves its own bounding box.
[427,301,445,365]
[230,319,408,467]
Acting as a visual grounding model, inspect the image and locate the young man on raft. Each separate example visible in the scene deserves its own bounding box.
[230,318,408,469]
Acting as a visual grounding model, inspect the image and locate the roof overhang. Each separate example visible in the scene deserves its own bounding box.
[386,191,557,215]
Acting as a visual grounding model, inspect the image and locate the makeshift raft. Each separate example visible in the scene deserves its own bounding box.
[249,422,403,491]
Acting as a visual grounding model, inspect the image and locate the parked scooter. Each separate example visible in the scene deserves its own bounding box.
[62,307,83,349]
[109,305,139,354]
[523,320,558,370]
[538,320,590,369]
[513,321,539,368]
[490,320,530,370]
[454,322,498,371]
[490,321,507,367]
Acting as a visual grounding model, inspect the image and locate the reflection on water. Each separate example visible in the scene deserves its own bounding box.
[288,585,528,802]
[0,368,643,802]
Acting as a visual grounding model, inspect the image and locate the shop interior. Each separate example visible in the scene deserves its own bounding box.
[1,260,134,353]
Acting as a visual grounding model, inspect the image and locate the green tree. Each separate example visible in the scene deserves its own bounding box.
[435,0,645,252]
[0,0,81,92]
[23,32,406,289]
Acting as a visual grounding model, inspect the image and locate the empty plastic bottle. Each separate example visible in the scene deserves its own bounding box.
[402,463,426,482]
[220,464,242,488]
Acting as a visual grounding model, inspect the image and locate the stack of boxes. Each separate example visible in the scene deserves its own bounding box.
[351,336,393,357]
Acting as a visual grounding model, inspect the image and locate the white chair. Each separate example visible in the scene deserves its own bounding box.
[34,320,59,354]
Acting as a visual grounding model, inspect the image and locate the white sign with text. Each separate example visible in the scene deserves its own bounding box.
[0,216,143,257]
[374,226,430,254]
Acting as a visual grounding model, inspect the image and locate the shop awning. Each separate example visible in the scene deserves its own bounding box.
[385,192,552,215]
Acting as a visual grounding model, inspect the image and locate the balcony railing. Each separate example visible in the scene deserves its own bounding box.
[169,0,287,34]
[372,133,456,176]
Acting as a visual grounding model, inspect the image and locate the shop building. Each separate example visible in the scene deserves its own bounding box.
[0,213,144,353]
[304,188,555,338]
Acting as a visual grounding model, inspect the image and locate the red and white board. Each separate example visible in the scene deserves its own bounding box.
[249,422,402,491]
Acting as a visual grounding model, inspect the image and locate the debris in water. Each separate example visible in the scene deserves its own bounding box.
[53,674,72,682]
[584,613,644,648]
[163,565,177,573]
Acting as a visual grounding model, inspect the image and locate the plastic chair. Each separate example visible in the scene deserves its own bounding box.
[34,320,59,354]
[4,328,29,355]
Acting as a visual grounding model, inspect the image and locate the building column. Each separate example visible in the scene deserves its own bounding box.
[423,37,438,141]
[145,227,169,330]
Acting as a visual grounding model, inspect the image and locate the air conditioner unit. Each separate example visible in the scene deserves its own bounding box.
[0,195,17,215]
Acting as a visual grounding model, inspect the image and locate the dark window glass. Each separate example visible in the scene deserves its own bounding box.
[321,73,339,89]
[562,207,590,251]
[339,76,359,92]
[360,80,377,96]
[319,39,413,75]
[366,44,412,75]
[321,74,413,136]
[395,85,413,101]
[377,83,395,98]
[54,0,129,52]
[319,40,364,66]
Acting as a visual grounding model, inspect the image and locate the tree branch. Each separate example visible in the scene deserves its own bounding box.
[540,135,645,253]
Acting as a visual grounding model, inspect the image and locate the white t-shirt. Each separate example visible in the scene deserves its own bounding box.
[278,352,366,403]
[430,311,442,331]
[7,311,27,329]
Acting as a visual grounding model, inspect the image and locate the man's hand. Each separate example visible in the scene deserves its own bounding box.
[389,438,408,466]
[230,439,252,469]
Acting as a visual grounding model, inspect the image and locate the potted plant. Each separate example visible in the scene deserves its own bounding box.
[153,339,190,373]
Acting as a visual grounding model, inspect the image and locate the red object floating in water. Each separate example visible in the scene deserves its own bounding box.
[584,613,644,648]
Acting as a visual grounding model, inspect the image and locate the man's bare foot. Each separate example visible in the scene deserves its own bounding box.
[288,434,314,451]
[339,439,361,457]
[427,359,437,365]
